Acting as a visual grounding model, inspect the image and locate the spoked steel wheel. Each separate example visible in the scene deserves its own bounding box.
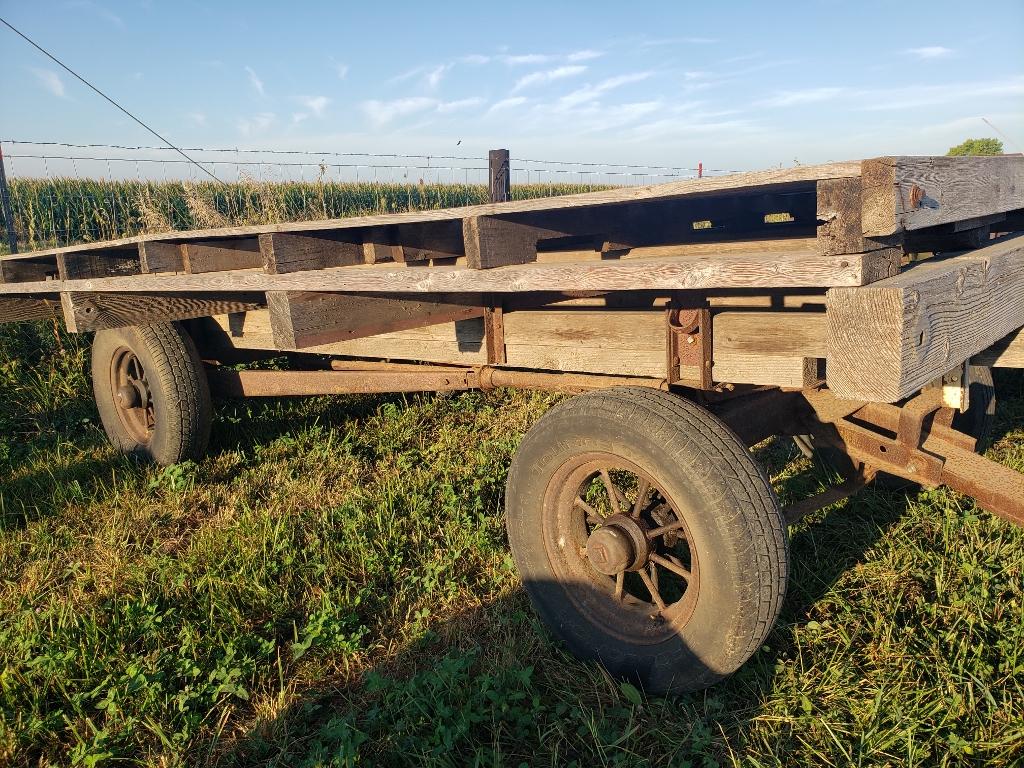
[507,387,788,693]
[545,454,700,641]
[109,347,157,445]
[92,322,212,466]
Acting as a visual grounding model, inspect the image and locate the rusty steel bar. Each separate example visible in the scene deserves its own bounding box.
[924,434,1024,527]
[782,467,878,526]
[207,364,668,398]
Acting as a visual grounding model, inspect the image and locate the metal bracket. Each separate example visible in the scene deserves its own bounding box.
[667,306,713,389]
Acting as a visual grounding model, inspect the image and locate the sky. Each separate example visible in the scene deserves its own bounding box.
[1,0,1023,181]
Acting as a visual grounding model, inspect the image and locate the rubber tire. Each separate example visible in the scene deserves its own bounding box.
[506,387,789,693]
[92,322,212,466]
[951,365,997,451]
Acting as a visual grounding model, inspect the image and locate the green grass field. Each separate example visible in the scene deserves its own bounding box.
[1,181,1023,766]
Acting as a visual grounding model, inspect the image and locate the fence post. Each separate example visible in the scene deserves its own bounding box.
[0,144,17,254]
[489,148,510,203]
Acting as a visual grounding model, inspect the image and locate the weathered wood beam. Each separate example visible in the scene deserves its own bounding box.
[260,232,364,274]
[0,255,59,283]
[0,246,890,295]
[0,295,61,324]
[973,327,1024,368]
[181,239,262,273]
[861,156,1024,236]
[57,249,141,280]
[266,291,486,349]
[463,216,539,268]
[60,291,264,332]
[826,233,1024,402]
[815,176,902,279]
[139,241,184,273]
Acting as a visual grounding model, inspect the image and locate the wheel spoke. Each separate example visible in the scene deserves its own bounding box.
[648,519,686,538]
[650,553,692,581]
[638,568,667,611]
[599,469,621,515]
[630,478,650,519]
[613,572,624,601]
[574,496,603,524]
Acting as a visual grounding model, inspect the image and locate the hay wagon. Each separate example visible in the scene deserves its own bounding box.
[2,155,1023,693]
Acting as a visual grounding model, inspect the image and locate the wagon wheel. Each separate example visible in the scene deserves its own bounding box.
[92,322,212,466]
[506,387,789,693]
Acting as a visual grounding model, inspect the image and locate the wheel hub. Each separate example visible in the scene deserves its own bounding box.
[585,513,651,575]
[116,384,140,409]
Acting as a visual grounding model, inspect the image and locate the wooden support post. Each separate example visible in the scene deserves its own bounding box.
[0,144,17,255]
[463,216,539,269]
[489,149,510,204]
[267,291,487,349]
[182,239,263,273]
[260,232,364,274]
[59,291,264,333]
[484,304,506,364]
[139,241,184,273]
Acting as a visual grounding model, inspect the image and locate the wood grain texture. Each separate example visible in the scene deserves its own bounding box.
[260,232,364,274]
[973,328,1024,368]
[0,295,61,323]
[139,241,184,273]
[463,216,539,268]
[862,156,1024,236]
[825,233,1024,402]
[0,247,877,296]
[57,249,141,280]
[0,255,59,283]
[11,160,863,261]
[267,291,485,348]
[182,239,262,273]
[61,291,264,332]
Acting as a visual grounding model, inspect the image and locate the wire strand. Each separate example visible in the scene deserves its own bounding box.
[0,17,224,184]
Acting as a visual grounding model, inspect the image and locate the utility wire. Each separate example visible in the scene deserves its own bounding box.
[0,17,223,184]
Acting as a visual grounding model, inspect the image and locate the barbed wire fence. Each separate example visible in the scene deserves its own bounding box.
[0,139,740,254]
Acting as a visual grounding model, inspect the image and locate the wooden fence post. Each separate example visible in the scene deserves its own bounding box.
[0,144,17,254]
[489,148,510,203]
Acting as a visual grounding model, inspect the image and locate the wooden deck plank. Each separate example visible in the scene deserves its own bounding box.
[0,247,881,296]
[825,233,1024,402]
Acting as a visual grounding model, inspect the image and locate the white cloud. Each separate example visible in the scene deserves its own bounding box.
[361,96,488,124]
[513,65,587,92]
[237,112,275,136]
[488,96,528,113]
[558,72,652,109]
[503,54,552,66]
[245,66,265,96]
[66,1,124,28]
[461,54,491,65]
[187,111,207,126]
[291,113,309,125]
[362,97,438,124]
[332,60,349,80]
[906,46,953,59]
[568,50,604,62]
[298,95,331,116]
[437,97,485,113]
[31,68,65,98]
[641,36,717,47]
[425,64,451,89]
[758,87,844,107]
[857,76,1024,111]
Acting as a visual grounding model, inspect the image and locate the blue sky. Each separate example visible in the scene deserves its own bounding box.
[1,0,1022,179]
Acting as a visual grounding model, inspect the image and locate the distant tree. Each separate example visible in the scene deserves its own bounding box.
[946,137,1004,156]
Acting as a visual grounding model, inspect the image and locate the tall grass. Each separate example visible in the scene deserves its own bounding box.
[0,177,610,253]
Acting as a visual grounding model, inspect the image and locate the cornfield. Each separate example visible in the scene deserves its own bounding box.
[0,177,611,253]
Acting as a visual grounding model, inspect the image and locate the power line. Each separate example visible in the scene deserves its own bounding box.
[0,17,223,184]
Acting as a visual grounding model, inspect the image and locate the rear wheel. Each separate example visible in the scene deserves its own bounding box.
[92,322,212,465]
[506,387,788,693]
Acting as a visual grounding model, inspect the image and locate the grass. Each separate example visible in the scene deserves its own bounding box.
[0,322,1022,767]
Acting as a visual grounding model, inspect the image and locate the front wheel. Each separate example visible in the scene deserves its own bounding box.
[506,387,788,693]
[92,322,212,466]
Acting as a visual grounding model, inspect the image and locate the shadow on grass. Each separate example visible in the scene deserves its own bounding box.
[211,459,915,767]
